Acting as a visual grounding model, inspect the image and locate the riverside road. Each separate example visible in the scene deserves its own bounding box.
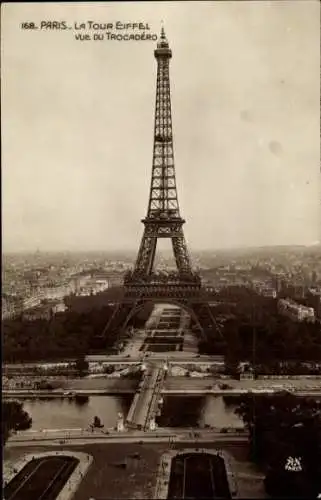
[3,373,321,398]
[7,427,249,448]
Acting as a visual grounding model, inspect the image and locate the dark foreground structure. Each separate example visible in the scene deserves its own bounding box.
[4,455,78,500]
[168,452,232,499]
[5,442,263,500]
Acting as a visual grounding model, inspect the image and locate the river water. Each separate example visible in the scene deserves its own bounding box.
[156,395,243,428]
[19,395,243,431]
[22,396,132,431]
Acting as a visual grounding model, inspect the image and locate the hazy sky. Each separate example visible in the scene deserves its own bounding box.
[2,1,320,253]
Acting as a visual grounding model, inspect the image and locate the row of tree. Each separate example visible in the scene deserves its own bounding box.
[3,302,154,362]
[203,286,321,363]
[2,401,32,444]
[3,306,113,362]
[223,315,321,369]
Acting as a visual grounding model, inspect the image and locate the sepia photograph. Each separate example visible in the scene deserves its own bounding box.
[2,1,321,499]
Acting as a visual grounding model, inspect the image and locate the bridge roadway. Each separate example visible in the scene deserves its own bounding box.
[126,362,166,430]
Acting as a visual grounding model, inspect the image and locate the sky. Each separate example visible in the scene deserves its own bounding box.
[2,1,320,253]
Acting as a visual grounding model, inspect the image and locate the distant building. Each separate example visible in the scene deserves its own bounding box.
[279,283,307,300]
[22,295,42,309]
[278,298,315,323]
[306,288,321,319]
[2,294,42,318]
[22,304,53,321]
[98,272,124,287]
[75,278,109,296]
[259,287,277,298]
[51,301,67,314]
[70,274,91,293]
[252,280,277,298]
[2,297,17,319]
[311,270,318,287]
[21,298,68,321]
[39,282,76,300]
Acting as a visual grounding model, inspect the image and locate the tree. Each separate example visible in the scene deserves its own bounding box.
[3,305,117,362]
[264,463,312,498]
[235,393,321,497]
[224,321,241,378]
[75,356,89,376]
[37,380,54,390]
[2,400,32,444]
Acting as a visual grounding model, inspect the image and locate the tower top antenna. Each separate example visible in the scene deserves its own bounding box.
[155,21,170,55]
[160,21,165,39]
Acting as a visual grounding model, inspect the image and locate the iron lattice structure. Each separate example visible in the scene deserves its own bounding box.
[104,29,219,339]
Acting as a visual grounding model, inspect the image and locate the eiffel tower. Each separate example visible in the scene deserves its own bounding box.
[104,28,219,340]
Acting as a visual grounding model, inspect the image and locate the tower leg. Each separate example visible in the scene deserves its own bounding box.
[172,233,192,274]
[103,302,139,340]
[190,303,223,340]
[134,232,157,275]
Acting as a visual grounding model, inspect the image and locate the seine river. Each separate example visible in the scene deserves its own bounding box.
[22,396,132,431]
[19,395,243,431]
[157,395,243,428]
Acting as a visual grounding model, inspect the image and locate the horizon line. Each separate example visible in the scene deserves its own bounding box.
[3,243,321,255]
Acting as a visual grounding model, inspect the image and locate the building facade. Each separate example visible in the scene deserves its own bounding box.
[278,298,315,322]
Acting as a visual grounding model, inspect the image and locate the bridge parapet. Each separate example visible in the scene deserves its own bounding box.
[126,363,167,430]
[145,367,167,430]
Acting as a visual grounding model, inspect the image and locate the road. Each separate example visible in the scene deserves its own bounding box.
[7,428,248,448]
[163,376,321,392]
[85,354,225,363]
[5,353,321,367]
[4,388,320,400]
[3,372,321,399]
[3,377,139,397]
[2,353,225,373]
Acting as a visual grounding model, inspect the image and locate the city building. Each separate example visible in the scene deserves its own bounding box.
[252,280,277,298]
[22,295,42,309]
[21,299,67,321]
[2,296,17,319]
[22,304,53,321]
[278,298,315,323]
[94,271,124,287]
[75,278,109,296]
[306,288,321,320]
[51,301,67,314]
